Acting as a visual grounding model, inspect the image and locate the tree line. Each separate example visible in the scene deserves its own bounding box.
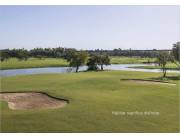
[0,47,172,62]
[87,49,168,58]
[0,47,76,61]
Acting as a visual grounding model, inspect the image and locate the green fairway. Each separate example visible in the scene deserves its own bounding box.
[0,71,179,132]
[110,56,155,64]
[0,58,68,70]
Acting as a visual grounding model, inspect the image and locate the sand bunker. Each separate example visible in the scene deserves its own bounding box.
[125,80,176,86]
[0,92,68,110]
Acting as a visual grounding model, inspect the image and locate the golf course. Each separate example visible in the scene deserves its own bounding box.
[0,5,180,133]
[0,68,179,132]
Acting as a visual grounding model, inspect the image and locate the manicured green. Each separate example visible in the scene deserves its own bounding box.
[0,58,68,70]
[131,63,179,70]
[110,56,155,64]
[0,71,179,132]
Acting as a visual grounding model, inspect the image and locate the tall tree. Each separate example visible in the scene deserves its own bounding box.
[16,49,29,61]
[87,54,99,71]
[0,51,9,61]
[97,54,111,70]
[156,52,170,77]
[87,54,111,71]
[67,51,88,72]
[171,42,180,69]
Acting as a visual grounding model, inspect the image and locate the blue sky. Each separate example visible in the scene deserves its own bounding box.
[0,6,179,50]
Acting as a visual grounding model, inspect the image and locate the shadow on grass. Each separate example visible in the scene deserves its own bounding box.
[150,75,180,81]
[81,69,110,73]
[121,78,170,83]
[121,75,180,83]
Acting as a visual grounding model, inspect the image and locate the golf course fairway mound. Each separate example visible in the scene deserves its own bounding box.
[0,92,68,110]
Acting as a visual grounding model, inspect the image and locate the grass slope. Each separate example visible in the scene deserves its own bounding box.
[0,71,179,132]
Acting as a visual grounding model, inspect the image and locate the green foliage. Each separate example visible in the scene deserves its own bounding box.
[172,42,180,62]
[87,54,99,71]
[156,52,171,77]
[87,54,110,71]
[0,49,29,61]
[67,51,88,72]
[171,42,180,69]
[0,47,172,61]
[97,54,110,70]
[0,52,10,62]
[16,49,29,61]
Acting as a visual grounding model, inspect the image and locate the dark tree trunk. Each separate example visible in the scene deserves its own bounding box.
[101,64,103,70]
[163,66,166,77]
[76,66,79,73]
[163,69,166,77]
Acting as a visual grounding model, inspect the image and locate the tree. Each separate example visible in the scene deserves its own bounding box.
[67,51,88,72]
[87,54,99,71]
[171,42,180,69]
[0,52,9,61]
[87,54,111,71]
[156,52,170,77]
[97,54,110,70]
[16,49,29,61]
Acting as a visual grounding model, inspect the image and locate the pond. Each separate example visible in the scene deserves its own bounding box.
[0,64,179,77]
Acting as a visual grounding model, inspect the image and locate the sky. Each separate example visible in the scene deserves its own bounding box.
[0,6,179,50]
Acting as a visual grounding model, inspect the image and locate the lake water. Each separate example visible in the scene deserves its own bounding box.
[0,64,179,77]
